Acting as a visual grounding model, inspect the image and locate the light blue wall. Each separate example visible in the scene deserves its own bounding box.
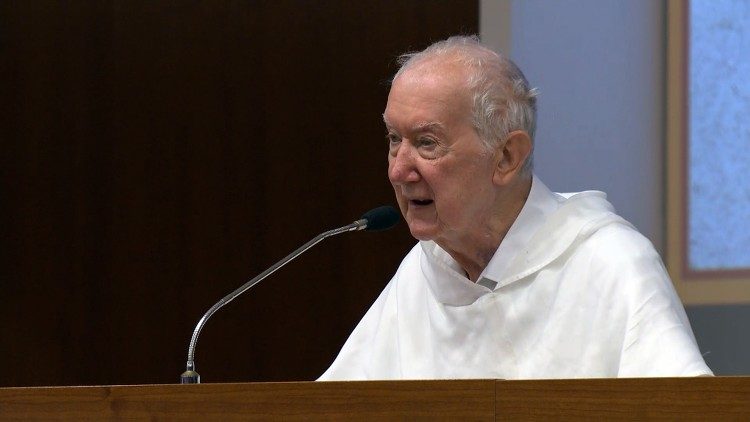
[508,0,666,251]
[481,0,749,375]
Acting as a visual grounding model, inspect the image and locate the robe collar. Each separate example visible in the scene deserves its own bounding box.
[419,176,563,306]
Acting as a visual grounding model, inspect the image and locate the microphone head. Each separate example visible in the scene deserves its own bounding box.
[361,206,400,231]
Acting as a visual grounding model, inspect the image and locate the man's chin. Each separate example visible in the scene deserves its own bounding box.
[407,225,437,241]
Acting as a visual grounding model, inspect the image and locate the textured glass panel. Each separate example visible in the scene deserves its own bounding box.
[688,0,750,270]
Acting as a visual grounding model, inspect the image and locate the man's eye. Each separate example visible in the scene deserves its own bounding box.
[387,134,401,144]
[418,137,436,148]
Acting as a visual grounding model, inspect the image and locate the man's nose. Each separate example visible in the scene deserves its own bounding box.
[388,145,420,184]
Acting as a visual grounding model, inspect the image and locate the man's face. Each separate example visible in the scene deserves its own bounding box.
[384,62,499,244]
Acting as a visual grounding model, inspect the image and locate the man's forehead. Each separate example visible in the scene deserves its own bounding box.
[384,70,471,130]
[390,60,472,111]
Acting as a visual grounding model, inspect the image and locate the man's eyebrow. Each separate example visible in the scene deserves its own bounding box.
[413,122,445,132]
[381,117,445,133]
[382,114,391,128]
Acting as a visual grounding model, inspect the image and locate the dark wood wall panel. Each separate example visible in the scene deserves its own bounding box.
[0,1,478,386]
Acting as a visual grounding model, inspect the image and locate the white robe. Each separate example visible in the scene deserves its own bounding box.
[319,177,712,380]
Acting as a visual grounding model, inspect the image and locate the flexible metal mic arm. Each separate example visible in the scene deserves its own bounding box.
[180,219,367,384]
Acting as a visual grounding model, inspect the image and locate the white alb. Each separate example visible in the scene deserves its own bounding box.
[319,177,712,380]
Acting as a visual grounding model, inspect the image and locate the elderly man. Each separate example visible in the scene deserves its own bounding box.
[319,36,711,380]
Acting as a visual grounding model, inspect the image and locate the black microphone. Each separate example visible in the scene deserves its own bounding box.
[180,206,400,384]
[360,205,400,231]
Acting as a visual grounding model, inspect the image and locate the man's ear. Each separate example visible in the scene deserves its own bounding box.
[493,130,532,185]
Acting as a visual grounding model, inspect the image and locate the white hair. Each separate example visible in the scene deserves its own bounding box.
[393,35,538,174]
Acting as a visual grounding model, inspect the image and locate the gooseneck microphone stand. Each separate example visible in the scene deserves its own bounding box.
[180,206,398,384]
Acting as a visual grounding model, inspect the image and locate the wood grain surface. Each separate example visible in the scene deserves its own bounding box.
[0,380,495,421]
[1,378,748,420]
[495,377,750,420]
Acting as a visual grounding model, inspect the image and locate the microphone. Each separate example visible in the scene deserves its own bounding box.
[180,205,400,384]
[358,205,401,231]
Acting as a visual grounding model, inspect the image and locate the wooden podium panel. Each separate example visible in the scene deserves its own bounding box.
[1,378,749,420]
[0,380,495,420]
[495,377,750,420]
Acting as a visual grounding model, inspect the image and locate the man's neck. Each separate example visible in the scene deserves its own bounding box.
[438,176,532,282]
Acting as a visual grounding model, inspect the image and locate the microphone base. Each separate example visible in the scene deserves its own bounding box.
[180,370,200,384]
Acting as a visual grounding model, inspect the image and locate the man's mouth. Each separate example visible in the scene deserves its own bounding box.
[410,199,434,206]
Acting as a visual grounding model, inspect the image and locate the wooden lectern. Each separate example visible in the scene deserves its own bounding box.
[1,377,748,420]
